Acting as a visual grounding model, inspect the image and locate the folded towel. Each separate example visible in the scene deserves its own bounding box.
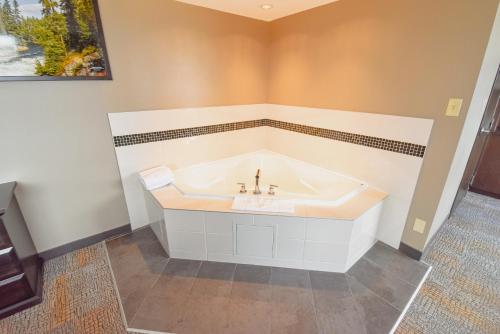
[139,166,175,190]
[232,196,295,214]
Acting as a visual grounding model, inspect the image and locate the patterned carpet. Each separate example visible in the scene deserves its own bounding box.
[0,243,128,334]
[0,192,498,333]
[396,192,500,334]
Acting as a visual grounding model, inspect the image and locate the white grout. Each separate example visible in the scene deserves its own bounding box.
[388,265,433,334]
[102,241,130,331]
[127,328,173,334]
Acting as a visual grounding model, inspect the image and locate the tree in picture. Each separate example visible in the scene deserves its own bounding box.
[0,0,111,79]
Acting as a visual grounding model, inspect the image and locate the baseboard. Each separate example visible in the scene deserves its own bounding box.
[39,224,131,261]
[399,242,423,261]
[469,187,500,200]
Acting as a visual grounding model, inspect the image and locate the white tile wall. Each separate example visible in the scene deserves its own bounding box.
[276,239,305,260]
[206,234,233,255]
[232,213,254,226]
[303,241,348,264]
[205,212,233,234]
[236,224,275,258]
[109,103,433,250]
[346,203,383,268]
[306,219,353,243]
[266,104,432,145]
[108,104,268,136]
[115,127,267,229]
[165,210,204,232]
[145,191,169,254]
[267,127,424,248]
[254,216,307,239]
[168,230,206,259]
[158,204,389,272]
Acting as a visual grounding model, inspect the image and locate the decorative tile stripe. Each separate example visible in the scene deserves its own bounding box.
[113,120,264,148]
[265,119,427,158]
[113,119,426,157]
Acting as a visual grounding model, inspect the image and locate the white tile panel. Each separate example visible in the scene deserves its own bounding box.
[165,210,204,232]
[276,239,305,260]
[254,215,307,239]
[306,219,353,243]
[232,213,254,226]
[205,212,233,234]
[267,104,433,146]
[236,224,274,258]
[207,234,233,255]
[303,241,348,264]
[108,104,268,136]
[168,230,206,257]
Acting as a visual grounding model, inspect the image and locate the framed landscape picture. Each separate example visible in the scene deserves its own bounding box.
[0,0,111,81]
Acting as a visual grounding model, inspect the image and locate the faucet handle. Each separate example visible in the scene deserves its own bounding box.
[268,185,278,196]
[237,183,247,194]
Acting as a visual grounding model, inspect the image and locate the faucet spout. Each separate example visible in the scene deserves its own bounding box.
[254,169,261,195]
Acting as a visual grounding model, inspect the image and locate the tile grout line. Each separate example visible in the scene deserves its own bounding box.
[344,274,369,334]
[102,241,130,332]
[127,257,171,330]
[345,271,406,313]
[127,328,175,334]
[362,256,421,289]
[388,265,433,334]
[166,260,204,334]
[305,271,322,334]
[104,237,171,334]
[346,273,402,330]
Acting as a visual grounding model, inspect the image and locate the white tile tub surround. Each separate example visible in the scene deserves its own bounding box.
[109,105,270,230]
[108,104,269,136]
[109,104,433,249]
[264,105,433,248]
[146,194,383,272]
[265,104,433,146]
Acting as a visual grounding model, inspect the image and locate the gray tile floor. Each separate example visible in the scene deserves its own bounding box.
[106,227,429,334]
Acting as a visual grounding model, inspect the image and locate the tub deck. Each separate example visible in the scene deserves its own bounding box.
[150,185,387,220]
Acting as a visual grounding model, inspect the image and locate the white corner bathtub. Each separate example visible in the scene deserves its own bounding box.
[146,150,387,273]
[173,150,368,207]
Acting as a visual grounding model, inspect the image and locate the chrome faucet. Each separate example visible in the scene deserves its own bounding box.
[237,183,247,194]
[253,169,261,195]
[268,185,278,196]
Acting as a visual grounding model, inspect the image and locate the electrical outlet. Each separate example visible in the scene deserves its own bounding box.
[445,98,463,117]
[413,218,426,234]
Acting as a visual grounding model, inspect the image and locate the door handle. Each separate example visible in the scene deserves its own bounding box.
[480,128,492,134]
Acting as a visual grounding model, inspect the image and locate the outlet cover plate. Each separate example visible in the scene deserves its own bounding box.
[446,98,463,117]
[413,218,426,234]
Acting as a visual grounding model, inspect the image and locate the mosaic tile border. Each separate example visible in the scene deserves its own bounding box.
[113,119,426,157]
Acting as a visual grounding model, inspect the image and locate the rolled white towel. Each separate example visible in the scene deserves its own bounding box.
[139,166,175,190]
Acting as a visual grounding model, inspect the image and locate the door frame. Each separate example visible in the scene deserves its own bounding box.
[450,66,500,213]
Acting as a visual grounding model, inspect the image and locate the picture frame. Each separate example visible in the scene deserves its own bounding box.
[0,0,112,81]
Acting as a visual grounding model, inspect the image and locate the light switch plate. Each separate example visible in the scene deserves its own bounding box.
[446,98,463,117]
[413,218,426,234]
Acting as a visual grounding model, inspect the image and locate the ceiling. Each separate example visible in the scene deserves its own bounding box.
[175,0,340,22]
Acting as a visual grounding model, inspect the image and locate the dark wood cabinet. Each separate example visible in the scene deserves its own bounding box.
[0,182,43,319]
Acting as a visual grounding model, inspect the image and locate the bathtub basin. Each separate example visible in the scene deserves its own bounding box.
[173,150,368,208]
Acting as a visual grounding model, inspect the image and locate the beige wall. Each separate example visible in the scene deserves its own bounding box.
[267,0,498,250]
[0,0,269,251]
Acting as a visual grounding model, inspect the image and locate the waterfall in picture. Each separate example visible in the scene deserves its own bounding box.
[0,34,43,77]
[0,35,17,60]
